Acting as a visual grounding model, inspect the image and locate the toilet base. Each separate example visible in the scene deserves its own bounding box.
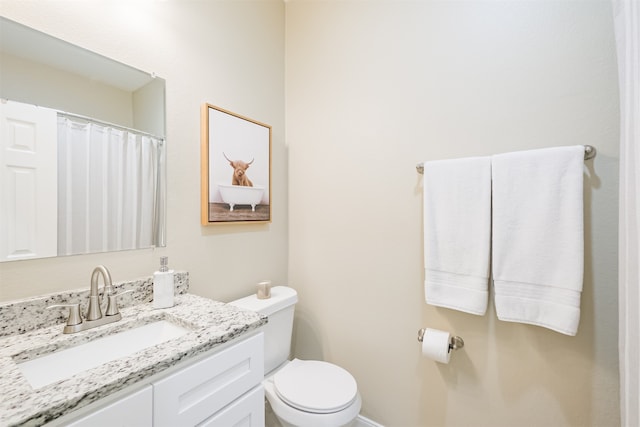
[263,375,361,427]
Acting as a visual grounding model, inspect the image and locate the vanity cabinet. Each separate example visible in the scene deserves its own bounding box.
[65,386,153,427]
[153,331,264,426]
[54,332,264,427]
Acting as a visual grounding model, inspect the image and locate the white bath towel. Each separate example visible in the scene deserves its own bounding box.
[423,156,491,315]
[491,146,584,336]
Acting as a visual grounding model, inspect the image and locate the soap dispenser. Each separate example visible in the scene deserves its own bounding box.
[153,256,175,309]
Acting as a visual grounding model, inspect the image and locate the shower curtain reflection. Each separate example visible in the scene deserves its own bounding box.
[57,115,164,256]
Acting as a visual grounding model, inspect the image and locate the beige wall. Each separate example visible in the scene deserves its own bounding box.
[0,51,135,128]
[0,0,287,304]
[286,1,620,426]
[133,77,166,137]
[0,1,621,426]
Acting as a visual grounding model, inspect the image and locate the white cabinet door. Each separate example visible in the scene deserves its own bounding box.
[199,385,265,427]
[0,100,57,261]
[64,385,153,427]
[153,333,264,427]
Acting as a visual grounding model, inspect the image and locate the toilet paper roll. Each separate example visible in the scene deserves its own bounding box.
[421,328,451,364]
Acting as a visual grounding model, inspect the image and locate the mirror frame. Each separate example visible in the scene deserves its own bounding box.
[200,104,272,225]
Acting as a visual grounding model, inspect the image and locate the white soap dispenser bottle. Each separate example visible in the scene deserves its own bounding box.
[153,256,174,309]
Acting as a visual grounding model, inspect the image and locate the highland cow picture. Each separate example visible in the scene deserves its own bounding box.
[201,104,271,224]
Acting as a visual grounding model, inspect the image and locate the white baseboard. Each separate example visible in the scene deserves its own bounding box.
[355,414,385,427]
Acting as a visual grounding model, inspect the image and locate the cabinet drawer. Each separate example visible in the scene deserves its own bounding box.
[65,385,152,427]
[153,332,264,427]
[199,385,264,427]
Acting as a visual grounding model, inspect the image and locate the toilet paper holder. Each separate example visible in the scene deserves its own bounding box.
[417,328,464,352]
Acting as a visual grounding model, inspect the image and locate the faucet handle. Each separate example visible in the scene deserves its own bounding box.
[47,303,83,326]
[105,290,133,316]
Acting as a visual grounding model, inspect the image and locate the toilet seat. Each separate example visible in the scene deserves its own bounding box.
[273,359,358,414]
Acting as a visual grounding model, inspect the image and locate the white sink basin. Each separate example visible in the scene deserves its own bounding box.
[16,320,190,389]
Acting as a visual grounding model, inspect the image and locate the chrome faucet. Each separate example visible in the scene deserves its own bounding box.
[48,265,131,334]
[86,265,111,321]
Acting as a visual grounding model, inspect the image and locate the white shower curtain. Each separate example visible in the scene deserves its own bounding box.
[57,115,164,256]
[613,1,640,426]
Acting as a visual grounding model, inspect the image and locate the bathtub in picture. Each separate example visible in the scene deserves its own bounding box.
[218,184,265,212]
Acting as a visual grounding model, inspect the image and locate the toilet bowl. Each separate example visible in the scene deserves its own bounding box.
[229,286,362,427]
[264,359,362,427]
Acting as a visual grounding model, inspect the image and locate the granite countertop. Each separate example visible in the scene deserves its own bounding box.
[0,289,266,427]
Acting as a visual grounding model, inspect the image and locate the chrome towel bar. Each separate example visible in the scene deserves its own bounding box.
[416,144,597,174]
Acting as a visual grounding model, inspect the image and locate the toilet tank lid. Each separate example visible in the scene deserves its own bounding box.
[228,285,298,316]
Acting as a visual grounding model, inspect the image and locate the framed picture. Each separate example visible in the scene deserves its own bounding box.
[201,104,272,224]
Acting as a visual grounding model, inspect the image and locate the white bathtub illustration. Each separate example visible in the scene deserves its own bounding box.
[218,184,265,212]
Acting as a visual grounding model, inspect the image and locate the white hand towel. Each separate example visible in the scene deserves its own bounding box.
[491,145,584,336]
[423,156,491,315]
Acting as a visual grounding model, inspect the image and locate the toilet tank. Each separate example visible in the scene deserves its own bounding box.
[229,286,298,375]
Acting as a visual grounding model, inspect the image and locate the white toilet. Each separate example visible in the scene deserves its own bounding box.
[230,286,362,427]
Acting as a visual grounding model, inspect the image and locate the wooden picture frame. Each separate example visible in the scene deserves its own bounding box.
[201,104,271,224]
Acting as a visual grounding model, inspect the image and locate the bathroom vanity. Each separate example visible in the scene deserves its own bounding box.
[0,273,267,426]
[56,331,265,427]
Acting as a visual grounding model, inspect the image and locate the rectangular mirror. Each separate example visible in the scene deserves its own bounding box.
[0,17,166,262]
[201,104,271,224]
